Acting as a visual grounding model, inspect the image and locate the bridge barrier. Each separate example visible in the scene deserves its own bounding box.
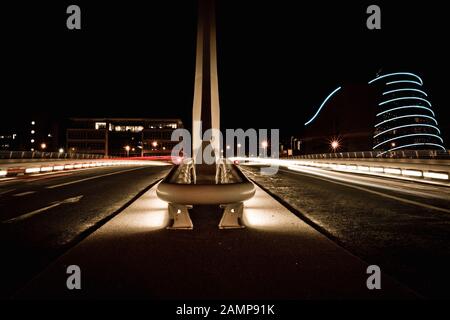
[0,159,170,178]
[232,157,450,185]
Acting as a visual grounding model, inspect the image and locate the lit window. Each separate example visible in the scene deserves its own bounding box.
[95,122,107,130]
[114,125,143,132]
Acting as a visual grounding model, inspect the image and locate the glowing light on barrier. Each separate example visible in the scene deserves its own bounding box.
[401,169,423,177]
[376,105,435,117]
[304,86,342,126]
[373,133,444,149]
[386,80,422,86]
[379,96,432,107]
[423,172,449,180]
[382,88,428,97]
[0,170,7,177]
[25,167,41,174]
[384,168,402,175]
[368,72,423,85]
[375,114,438,127]
[374,124,440,138]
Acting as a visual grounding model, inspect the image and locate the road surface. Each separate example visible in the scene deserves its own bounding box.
[241,164,450,298]
[0,164,171,298]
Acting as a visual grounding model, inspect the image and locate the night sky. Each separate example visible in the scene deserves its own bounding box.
[1,1,449,141]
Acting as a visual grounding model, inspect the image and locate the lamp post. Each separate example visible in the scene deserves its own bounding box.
[331,140,339,152]
[124,145,130,157]
[261,141,268,157]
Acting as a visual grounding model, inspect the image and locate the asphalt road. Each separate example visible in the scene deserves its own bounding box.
[0,164,171,298]
[241,165,450,298]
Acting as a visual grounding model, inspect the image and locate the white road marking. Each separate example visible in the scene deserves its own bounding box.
[12,191,36,197]
[0,188,16,196]
[2,195,84,223]
[46,167,146,189]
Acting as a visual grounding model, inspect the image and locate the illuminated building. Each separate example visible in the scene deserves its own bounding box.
[369,72,445,155]
[66,118,183,156]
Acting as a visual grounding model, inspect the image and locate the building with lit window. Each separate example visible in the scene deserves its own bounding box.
[368,72,445,155]
[298,72,445,155]
[66,118,183,156]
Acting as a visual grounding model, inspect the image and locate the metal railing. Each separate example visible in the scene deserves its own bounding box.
[0,150,109,160]
[286,149,450,160]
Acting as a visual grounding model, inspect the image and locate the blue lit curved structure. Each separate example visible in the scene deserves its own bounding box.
[369,72,445,155]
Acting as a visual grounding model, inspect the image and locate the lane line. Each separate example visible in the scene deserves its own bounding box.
[46,167,147,189]
[0,188,16,196]
[281,168,450,214]
[12,191,37,197]
[2,196,84,223]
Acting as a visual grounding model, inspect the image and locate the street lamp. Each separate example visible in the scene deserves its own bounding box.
[40,143,47,150]
[331,140,339,151]
[261,141,268,157]
[124,145,130,157]
[58,148,64,153]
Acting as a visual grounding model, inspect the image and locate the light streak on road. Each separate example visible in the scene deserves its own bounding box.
[46,167,154,189]
[2,195,84,223]
[284,166,450,213]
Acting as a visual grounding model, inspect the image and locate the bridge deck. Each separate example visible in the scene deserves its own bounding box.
[16,184,417,299]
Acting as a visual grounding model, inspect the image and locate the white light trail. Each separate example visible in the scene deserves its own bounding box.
[374,123,440,138]
[376,105,435,117]
[373,133,443,150]
[375,114,438,127]
[368,72,423,85]
[382,88,428,96]
[379,96,432,107]
[304,86,342,126]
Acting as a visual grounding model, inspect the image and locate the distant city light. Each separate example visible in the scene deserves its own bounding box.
[31,121,35,125]
[261,141,268,148]
[124,146,131,151]
[48,134,52,138]
[331,140,339,150]
[226,145,230,150]
[31,130,35,134]
[59,148,64,153]
[40,143,47,150]
[237,143,242,148]
[30,139,35,143]
[152,141,158,147]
